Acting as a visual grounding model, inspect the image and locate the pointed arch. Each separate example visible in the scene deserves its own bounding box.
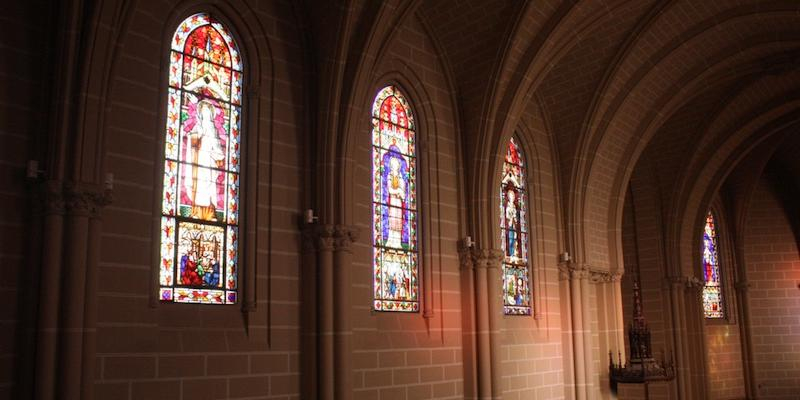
[159,13,243,304]
[371,85,419,312]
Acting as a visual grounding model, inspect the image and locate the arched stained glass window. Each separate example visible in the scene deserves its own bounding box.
[702,211,723,318]
[500,137,531,315]
[159,13,242,304]
[372,86,419,312]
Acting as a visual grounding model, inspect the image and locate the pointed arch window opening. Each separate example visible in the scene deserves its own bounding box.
[371,86,419,312]
[159,13,243,304]
[702,211,724,318]
[500,137,532,316]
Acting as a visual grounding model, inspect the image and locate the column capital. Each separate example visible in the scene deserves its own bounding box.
[316,224,336,251]
[334,224,359,253]
[301,224,358,253]
[36,180,66,216]
[588,269,622,284]
[63,181,112,218]
[558,262,592,280]
[470,248,503,270]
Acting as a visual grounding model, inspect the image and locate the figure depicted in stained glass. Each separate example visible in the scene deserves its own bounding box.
[500,137,532,315]
[181,98,227,221]
[372,86,418,312]
[160,13,242,304]
[702,211,723,318]
[382,147,409,248]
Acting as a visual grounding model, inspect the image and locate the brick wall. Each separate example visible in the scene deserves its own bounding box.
[745,176,800,400]
[0,2,52,399]
[349,15,466,400]
[499,95,565,400]
[94,1,306,399]
[705,323,745,399]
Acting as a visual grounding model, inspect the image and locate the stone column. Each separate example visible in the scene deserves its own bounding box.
[484,250,504,400]
[334,225,358,400]
[316,225,336,400]
[568,263,588,400]
[666,276,688,400]
[734,280,757,399]
[684,277,706,400]
[472,250,493,399]
[300,225,319,400]
[58,183,110,400]
[34,181,65,400]
[458,244,478,399]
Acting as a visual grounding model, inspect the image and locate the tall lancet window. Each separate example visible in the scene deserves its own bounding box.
[702,211,724,318]
[500,137,532,315]
[159,13,243,304]
[372,86,419,312]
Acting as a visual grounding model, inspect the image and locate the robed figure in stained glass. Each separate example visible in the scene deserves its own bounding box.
[500,137,532,315]
[181,99,226,221]
[382,145,409,249]
[372,86,419,312]
[702,211,723,318]
[159,13,242,305]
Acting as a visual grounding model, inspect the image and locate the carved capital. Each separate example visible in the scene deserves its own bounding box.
[557,262,592,281]
[37,180,65,216]
[300,226,317,253]
[589,269,619,284]
[63,182,112,218]
[571,265,590,280]
[458,242,474,271]
[315,224,336,251]
[334,225,359,252]
[471,248,503,270]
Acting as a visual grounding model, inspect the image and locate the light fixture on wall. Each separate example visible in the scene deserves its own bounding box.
[26,160,43,179]
[559,251,571,263]
[104,173,114,190]
[464,236,473,248]
[304,209,318,224]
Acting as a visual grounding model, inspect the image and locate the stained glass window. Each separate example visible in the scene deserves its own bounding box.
[702,211,723,318]
[372,86,419,312]
[159,13,242,304]
[500,137,531,315]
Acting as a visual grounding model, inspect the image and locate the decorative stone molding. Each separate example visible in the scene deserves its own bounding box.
[589,270,622,284]
[316,224,336,251]
[334,225,359,252]
[37,180,66,216]
[470,248,503,270]
[557,263,571,281]
[556,262,603,281]
[300,225,318,253]
[457,243,473,271]
[63,182,112,218]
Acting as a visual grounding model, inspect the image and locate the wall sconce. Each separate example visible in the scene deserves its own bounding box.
[27,160,43,179]
[304,209,318,224]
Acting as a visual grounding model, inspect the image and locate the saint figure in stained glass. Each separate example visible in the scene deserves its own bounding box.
[372,86,418,312]
[160,13,242,305]
[702,211,723,318]
[500,137,532,315]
